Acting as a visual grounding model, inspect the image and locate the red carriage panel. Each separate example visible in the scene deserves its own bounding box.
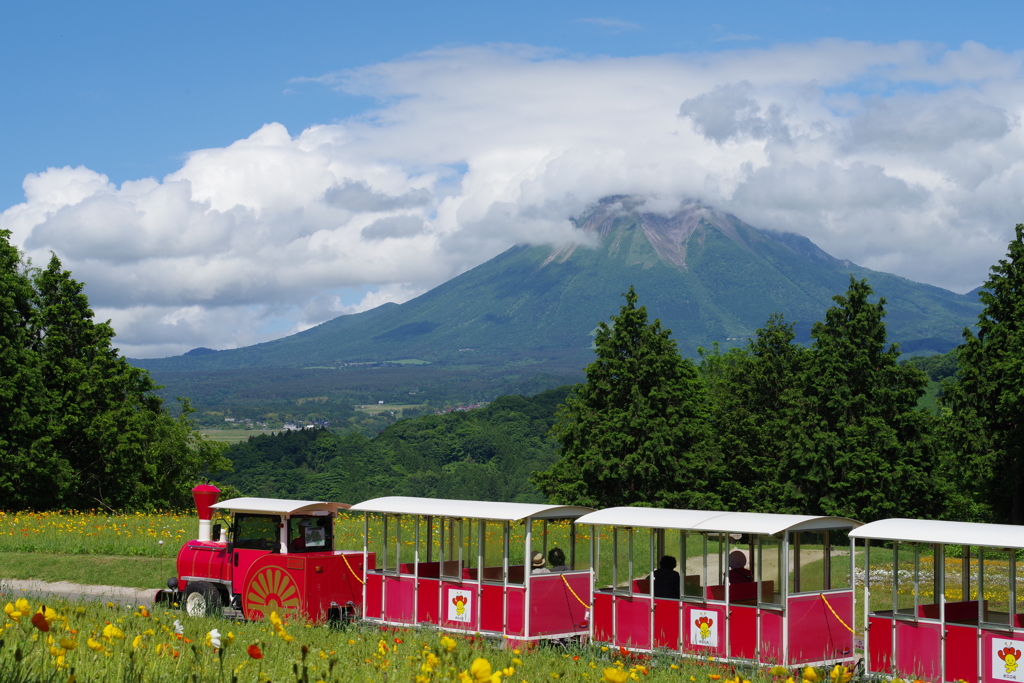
[614,595,652,649]
[506,586,526,637]
[440,581,480,631]
[594,592,614,643]
[894,620,942,681]
[789,592,854,663]
[683,602,726,657]
[480,583,505,633]
[868,616,894,673]
[241,555,307,620]
[945,623,978,683]
[365,573,383,619]
[730,604,757,660]
[529,573,591,637]
[383,575,415,623]
[652,597,679,650]
[759,608,784,663]
[417,577,441,624]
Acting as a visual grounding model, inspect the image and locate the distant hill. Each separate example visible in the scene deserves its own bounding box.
[133,198,981,375]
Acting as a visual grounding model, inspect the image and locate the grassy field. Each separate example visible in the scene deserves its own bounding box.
[0,593,796,683]
[199,429,276,443]
[0,553,175,589]
[355,402,429,415]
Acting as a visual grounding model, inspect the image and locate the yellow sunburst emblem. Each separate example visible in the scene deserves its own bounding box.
[244,567,302,619]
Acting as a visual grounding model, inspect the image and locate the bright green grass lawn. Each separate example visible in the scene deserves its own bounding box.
[199,429,275,443]
[0,552,175,589]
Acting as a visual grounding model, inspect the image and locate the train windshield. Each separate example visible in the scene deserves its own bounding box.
[234,514,280,551]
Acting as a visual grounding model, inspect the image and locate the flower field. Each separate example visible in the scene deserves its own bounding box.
[1,592,857,683]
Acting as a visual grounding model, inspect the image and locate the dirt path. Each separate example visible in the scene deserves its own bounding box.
[683,548,831,580]
[1,578,157,606]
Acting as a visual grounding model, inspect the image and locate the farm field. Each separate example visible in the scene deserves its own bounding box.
[354,402,429,415]
[199,429,276,443]
[0,593,797,683]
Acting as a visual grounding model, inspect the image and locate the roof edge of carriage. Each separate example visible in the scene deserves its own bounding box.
[347,496,594,521]
[850,517,1024,549]
[574,507,861,535]
[211,497,352,515]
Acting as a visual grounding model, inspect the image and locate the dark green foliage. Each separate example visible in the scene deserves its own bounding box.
[533,288,719,509]
[779,277,942,521]
[216,387,571,503]
[0,231,230,510]
[701,314,804,512]
[941,225,1024,524]
[905,348,960,382]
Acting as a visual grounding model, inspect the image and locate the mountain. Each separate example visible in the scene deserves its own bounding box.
[133,198,981,375]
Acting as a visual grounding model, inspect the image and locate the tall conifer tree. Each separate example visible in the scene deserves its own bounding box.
[942,224,1024,523]
[781,277,941,521]
[533,287,718,508]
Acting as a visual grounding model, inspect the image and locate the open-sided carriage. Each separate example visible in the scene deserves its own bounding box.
[348,496,594,645]
[850,518,1024,683]
[573,507,860,666]
[159,485,366,623]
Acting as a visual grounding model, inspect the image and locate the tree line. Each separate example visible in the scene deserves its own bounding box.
[534,225,1024,525]
[0,230,229,510]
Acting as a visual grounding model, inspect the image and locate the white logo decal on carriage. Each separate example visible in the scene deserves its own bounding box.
[448,588,473,623]
[690,610,718,648]
[994,639,1024,681]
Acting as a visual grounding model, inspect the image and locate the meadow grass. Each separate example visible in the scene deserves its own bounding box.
[0,591,811,683]
[0,554,175,589]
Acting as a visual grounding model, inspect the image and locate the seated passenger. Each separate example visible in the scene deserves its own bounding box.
[654,555,680,599]
[531,552,550,574]
[548,547,569,572]
[728,550,754,583]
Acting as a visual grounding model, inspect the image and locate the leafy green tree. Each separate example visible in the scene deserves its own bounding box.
[701,314,804,512]
[0,232,55,507]
[0,231,230,510]
[781,277,942,521]
[941,224,1024,523]
[533,287,718,509]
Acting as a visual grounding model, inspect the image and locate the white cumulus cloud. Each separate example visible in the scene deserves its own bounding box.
[4,39,1024,357]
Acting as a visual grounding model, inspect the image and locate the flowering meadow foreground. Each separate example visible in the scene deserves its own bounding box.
[0,593,869,683]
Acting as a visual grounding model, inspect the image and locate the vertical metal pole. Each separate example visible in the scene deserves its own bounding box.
[477,518,484,629]
[724,533,731,660]
[525,518,533,640]
[413,515,420,625]
[863,543,871,675]
[570,522,577,570]
[781,533,789,665]
[937,544,946,682]
[612,527,619,646]
[823,530,831,591]
[649,527,655,651]
[362,512,369,621]
[503,520,510,635]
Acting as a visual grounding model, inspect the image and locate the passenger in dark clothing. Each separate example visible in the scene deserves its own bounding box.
[548,547,569,572]
[728,550,754,583]
[653,555,680,599]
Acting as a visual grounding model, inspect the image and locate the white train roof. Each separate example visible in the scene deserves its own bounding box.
[349,496,594,521]
[575,507,860,535]
[211,497,349,515]
[850,518,1024,549]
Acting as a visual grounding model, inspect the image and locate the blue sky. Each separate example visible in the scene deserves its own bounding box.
[3,1,1024,356]
[5,0,1021,210]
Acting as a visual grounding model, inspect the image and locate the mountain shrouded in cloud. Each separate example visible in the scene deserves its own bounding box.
[132,198,981,374]
[2,40,1022,357]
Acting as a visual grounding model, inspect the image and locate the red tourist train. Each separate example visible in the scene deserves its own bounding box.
[161,485,1024,683]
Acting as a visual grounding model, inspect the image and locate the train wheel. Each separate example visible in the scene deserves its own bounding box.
[183,582,222,617]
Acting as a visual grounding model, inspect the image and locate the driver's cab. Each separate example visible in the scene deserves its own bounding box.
[208,498,348,597]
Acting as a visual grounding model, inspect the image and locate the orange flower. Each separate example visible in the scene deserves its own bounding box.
[248,644,264,659]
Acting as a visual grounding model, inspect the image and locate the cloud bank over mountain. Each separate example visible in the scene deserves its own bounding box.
[3,39,1023,357]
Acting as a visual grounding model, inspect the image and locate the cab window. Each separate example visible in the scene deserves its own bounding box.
[234,514,280,551]
[289,516,333,553]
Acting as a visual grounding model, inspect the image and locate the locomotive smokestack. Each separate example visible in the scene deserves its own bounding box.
[192,483,221,542]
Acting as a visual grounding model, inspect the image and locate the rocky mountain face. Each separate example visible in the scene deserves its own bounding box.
[133,198,980,373]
